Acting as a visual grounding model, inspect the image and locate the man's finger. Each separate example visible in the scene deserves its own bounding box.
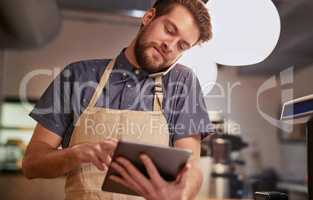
[100,140,118,150]
[176,163,191,187]
[98,141,117,159]
[105,155,112,166]
[139,154,165,188]
[110,162,144,194]
[109,175,143,195]
[115,157,154,193]
[93,144,109,163]
[106,137,119,142]
[91,154,106,171]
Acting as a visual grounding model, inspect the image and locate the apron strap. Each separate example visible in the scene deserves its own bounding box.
[153,75,164,112]
[87,59,115,108]
[87,58,164,111]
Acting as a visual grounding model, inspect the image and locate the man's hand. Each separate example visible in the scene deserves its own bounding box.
[70,138,118,171]
[22,124,119,179]
[109,154,191,200]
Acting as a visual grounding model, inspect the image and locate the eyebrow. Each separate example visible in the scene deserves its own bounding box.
[165,19,192,48]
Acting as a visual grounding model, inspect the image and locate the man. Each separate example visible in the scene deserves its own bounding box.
[22,0,213,199]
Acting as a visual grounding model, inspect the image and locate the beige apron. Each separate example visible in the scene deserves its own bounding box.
[64,59,170,200]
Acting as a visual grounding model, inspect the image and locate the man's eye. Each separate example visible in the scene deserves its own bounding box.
[179,43,188,51]
[166,26,174,34]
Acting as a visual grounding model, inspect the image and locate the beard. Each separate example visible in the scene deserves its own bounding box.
[134,27,171,73]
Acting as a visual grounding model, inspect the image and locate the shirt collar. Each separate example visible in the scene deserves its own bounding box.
[113,48,149,82]
[113,48,177,82]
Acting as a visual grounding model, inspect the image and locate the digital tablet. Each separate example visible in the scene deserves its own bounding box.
[102,140,192,196]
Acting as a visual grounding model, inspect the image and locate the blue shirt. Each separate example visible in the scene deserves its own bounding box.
[30,49,213,147]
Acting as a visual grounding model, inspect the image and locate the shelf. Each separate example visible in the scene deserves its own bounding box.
[0,126,34,131]
[277,181,308,194]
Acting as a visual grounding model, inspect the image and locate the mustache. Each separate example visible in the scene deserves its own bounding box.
[144,42,166,61]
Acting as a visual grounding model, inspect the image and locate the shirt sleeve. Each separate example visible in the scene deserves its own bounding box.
[166,67,214,146]
[29,64,75,138]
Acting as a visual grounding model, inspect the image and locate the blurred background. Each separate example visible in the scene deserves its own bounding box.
[0,0,312,199]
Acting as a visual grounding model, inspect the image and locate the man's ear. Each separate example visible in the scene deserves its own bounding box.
[142,8,156,26]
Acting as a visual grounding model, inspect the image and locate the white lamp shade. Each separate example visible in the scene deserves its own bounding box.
[178,47,218,95]
[177,0,281,93]
[206,0,281,66]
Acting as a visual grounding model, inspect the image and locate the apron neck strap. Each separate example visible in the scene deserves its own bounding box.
[153,75,164,112]
[87,59,115,108]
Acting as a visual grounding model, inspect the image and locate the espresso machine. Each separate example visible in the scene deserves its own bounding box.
[210,134,248,199]
[201,111,248,199]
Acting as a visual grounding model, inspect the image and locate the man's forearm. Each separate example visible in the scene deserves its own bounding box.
[183,160,203,200]
[174,136,203,200]
[22,142,78,179]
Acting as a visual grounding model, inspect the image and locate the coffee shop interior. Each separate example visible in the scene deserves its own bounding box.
[0,0,312,199]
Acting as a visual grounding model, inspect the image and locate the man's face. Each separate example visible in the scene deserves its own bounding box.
[134,4,200,73]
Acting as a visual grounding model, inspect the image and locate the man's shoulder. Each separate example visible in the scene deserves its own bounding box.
[166,63,197,82]
[64,58,112,80]
[66,58,111,72]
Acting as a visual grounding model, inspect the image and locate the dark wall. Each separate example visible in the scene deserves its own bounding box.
[0,50,3,106]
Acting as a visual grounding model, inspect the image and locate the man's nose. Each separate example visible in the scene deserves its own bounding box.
[162,38,179,53]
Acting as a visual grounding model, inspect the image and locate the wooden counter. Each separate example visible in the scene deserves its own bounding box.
[1,172,251,200]
[0,173,65,200]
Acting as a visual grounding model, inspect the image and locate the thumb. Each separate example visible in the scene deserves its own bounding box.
[175,163,191,184]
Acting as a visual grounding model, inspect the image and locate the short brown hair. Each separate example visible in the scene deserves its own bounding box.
[152,0,212,44]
